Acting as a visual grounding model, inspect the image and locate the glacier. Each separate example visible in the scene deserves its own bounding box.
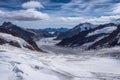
[0,38,120,80]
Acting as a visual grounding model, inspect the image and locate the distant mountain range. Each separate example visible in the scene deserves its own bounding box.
[27,29,53,40]
[41,28,69,37]
[1,19,120,51]
[57,19,120,50]
[41,28,69,33]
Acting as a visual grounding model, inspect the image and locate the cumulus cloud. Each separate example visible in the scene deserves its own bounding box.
[0,1,49,21]
[22,1,44,9]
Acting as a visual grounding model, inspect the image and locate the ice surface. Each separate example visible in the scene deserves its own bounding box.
[0,38,120,80]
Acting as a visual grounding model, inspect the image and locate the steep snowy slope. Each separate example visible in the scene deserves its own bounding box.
[0,28,42,51]
[87,26,117,37]
[58,23,120,49]
[0,32,34,49]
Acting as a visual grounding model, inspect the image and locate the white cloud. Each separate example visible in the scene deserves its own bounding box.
[22,1,44,9]
[0,1,49,21]
[0,9,49,21]
[54,15,120,24]
[86,15,120,24]
[110,3,120,14]
[55,17,85,22]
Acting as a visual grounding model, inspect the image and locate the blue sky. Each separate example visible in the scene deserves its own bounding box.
[0,0,120,29]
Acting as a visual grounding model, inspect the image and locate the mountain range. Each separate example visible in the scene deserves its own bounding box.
[41,28,69,37]
[55,22,96,40]
[1,20,120,51]
[57,20,120,50]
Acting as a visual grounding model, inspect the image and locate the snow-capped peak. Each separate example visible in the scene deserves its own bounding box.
[71,22,96,32]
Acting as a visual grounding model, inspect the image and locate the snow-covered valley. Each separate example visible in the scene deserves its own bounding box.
[1,38,120,80]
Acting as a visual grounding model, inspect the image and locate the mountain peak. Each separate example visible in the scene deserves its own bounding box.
[71,22,95,32]
[2,22,12,26]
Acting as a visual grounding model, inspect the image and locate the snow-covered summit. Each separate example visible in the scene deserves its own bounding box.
[58,22,120,49]
[72,22,96,32]
[56,22,96,40]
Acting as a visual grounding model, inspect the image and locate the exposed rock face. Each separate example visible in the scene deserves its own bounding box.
[88,24,120,49]
[58,23,120,50]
